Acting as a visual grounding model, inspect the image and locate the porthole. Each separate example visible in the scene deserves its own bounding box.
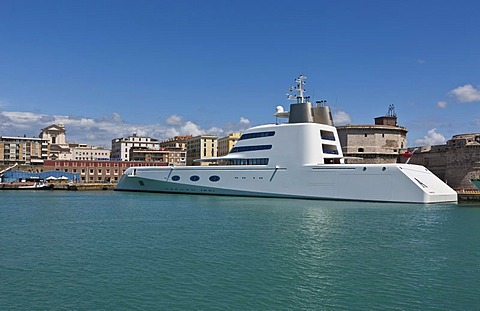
[382,167,386,171]
[171,175,180,181]
[209,175,220,182]
[362,167,367,171]
[190,175,200,182]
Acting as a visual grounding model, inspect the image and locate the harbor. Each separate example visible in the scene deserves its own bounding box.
[1,191,479,310]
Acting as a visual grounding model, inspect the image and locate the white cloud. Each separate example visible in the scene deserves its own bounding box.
[437,101,448,109]
[414,128,447,146]
[449,84,480,103]
[166,114,182,125]
[112,112,122,122]
[333,111,351,125]
[240,117,250,125]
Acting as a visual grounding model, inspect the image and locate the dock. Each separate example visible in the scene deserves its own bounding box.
[457,190,480,203]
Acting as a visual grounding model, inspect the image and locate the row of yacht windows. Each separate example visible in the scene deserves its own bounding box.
[239,131,275,140]
[230,145,272,153]
[171,175,220,182]
[223,158,269,165]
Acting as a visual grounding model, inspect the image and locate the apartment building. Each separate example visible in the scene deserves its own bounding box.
[111,133,160,161]
[217,132,241,157]
[0,136,48,164]
[130,148,186,165]
[186,135,217,166]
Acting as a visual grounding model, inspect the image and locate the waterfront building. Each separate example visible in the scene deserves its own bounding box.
[336,105,407,164]
[403,133,480,190]
[186,135,217,166]
[1,169,80,183]
[111,133,160,161]
[129,148,185,165]
[70,143,111,161]
[43,160,167,183]
[217,133,241,157]
[158,135,190,165]
[0,136,48,165]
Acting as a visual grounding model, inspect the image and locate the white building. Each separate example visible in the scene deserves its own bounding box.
[70,143,111,161]
[111,133,160,161]
[39,123,71,160]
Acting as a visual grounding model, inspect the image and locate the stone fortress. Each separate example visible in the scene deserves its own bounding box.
[337,105,480,191]
[403,133,480,191]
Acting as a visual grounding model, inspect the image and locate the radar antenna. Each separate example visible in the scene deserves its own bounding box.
[287,75,307,103]
[386,104,397,117]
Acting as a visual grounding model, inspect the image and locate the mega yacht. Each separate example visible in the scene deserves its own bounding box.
[115,76,457,203]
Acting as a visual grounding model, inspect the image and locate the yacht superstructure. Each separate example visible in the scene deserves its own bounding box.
[115,76,457,203]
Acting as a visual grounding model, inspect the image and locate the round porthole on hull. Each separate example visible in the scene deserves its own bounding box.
[209,176,220,182]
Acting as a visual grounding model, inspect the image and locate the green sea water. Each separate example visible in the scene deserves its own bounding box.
[1,191,479,310]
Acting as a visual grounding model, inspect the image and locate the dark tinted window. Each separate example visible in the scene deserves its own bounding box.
[171,175,180,181]
[239,131,275,141]
[209,176,220,182]
[190,175,200,181]
[230,145,272,153]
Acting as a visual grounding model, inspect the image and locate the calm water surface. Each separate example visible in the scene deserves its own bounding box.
[1,191,479,310]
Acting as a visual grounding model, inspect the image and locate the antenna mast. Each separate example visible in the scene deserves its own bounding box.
[287,75,307,103]
[386,104,397,117]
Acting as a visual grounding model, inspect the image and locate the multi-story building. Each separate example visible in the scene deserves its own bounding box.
[0,136,48,164]
[111,133,160,161]
[43,159,167,183]
[217,133,241,157]
[130,148,186,165]
[186,135,217,166]
[159,135,191,150]
[70,143,111,161]
[336,107,407,164]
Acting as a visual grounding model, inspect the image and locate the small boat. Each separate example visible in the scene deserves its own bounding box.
[0,177,54,190]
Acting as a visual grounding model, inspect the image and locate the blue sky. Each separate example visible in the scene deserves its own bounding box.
[1,0,479,147]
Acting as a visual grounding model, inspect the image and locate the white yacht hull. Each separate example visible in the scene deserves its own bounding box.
[115,164,457,203]
[116,76,458,204]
